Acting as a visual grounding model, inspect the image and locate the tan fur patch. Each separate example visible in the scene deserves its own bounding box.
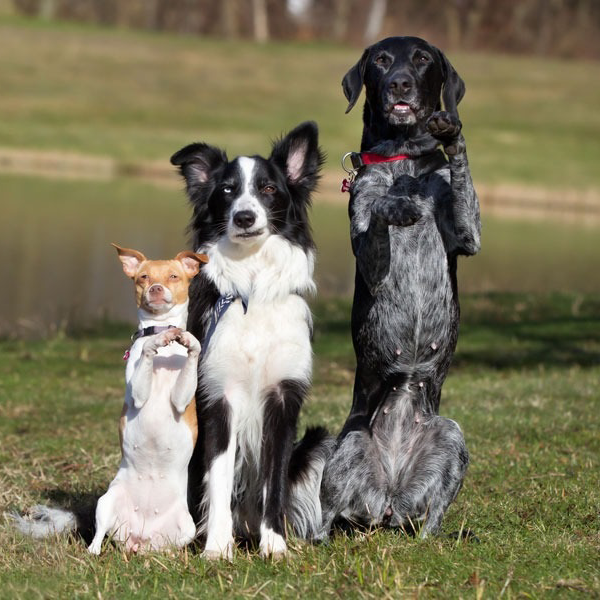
[182,397,198,446]
[119,402,128,455]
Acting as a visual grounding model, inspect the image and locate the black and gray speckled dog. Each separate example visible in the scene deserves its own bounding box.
[316,36,480,539]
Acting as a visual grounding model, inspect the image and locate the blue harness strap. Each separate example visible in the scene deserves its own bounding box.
[201,294,247,356]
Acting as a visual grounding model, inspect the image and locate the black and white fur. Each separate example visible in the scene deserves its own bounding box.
[171,121,328,558]
[316,37,480,539]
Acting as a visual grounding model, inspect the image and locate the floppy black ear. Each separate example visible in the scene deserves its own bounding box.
[436,49,465,118]
[170,143,227,189]
[341,48,370,114]
[269,121,324,194]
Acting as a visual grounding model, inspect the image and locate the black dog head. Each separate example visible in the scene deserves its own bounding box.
[170,121,324,252]
[342,37,465,146]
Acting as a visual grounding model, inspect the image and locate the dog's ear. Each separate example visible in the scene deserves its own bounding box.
[112,243,147,278]
[175,251,208,278]
[436,49,465,117]
[342,48,370,114]
[269,121,324,193]
[170,143,227,188]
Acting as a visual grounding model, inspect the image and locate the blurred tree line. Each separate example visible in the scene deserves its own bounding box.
[11,0,600,58]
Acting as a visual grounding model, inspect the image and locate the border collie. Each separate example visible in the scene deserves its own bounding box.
[170,121,329,559]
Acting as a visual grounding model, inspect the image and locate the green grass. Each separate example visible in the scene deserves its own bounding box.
[1,293,599,598]
[1,16,600,189]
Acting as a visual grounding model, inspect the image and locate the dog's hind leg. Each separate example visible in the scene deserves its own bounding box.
[317,429,385,541]
[389,416,468,537]
[88,486,122,555]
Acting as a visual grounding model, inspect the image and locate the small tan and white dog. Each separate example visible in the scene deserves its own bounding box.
[85,244,208,554]
[10,245,208,553]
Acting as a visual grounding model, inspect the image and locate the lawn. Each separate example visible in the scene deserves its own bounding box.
[1,293,599,598]
[1,15,599,599]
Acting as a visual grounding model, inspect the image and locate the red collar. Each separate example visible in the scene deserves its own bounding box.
[345,151,410,171]
[341,151,410,193]
[357,152,410,166]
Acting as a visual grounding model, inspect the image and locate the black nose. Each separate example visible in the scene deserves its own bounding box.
[389,74,413,94]
[233,210,256,229]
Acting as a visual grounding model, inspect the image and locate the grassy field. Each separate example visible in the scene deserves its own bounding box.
[1,293,599,598]
[1,15,599,599]
[1,15,600,190]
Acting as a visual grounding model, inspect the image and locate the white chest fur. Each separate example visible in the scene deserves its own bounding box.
[199,235,314,447]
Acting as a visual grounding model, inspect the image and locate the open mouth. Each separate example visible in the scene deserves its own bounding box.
[391,102,414,115]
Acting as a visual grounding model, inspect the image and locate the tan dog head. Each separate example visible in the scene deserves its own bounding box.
[112,244,208,315]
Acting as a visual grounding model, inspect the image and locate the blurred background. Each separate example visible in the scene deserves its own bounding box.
[1,0,599,336]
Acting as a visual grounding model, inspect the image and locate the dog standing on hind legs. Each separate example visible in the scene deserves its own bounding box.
[11,245,208,554]
[317,37,479,539]
[88,244,208,554]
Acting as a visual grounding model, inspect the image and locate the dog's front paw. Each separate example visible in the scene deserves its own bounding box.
[427,111,462,140]
[371,197,422,227]
[157,328,182,346]
[259,529,287,560]
[175,331,201,356]
[202,538,234,561]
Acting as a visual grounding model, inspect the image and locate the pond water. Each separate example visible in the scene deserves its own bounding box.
[1,174,598,336]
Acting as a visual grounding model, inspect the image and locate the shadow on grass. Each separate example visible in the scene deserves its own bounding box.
[455,316,600,369]
[456,292,600,370]
[313,292,600,371]
[42,489,100,546]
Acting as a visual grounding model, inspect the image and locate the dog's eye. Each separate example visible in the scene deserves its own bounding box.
[374,54,390,67]
[169,274,179,280]
[415,53,430,64]
[222,185,233,194]
[139,274,148,280]
[262,185,277,194]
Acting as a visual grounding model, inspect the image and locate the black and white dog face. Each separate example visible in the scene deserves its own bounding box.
[171,121,324,254]
[342,36,465,128]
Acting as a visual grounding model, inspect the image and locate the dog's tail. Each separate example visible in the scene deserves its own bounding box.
[287,426,335,540]
[7,505,79,539]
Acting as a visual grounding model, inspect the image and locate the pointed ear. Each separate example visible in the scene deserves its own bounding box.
[436,48,465,118]
[112,243,146,278]
[269,121,324,191]
[175,251,209,278]
[342,48,370,114]
[170,143,227,188]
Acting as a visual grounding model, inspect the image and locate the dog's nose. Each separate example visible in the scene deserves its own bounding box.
[389,74,413,94]
[149,284,164,295]
[233,210,256,229]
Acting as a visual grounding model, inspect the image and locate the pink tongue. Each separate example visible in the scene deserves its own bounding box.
[394,104,410,112]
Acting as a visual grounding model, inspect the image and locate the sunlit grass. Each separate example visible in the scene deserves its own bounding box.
[1,293,599,597]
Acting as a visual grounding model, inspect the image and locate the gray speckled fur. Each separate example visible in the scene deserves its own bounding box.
[317,386,468,538]
[349,147,480,417]
[316,37,480,539]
